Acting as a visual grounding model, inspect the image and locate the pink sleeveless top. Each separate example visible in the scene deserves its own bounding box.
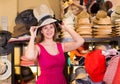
[36,43,67,84]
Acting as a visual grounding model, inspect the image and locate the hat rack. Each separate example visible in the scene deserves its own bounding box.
[0,16,12,81]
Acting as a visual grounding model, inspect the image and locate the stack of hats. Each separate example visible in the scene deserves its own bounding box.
[114,19,120,36]
[93,10,113,38]
[61,8,75,41]
[75,10,92,38]
[9,9,38,42]
[12,9,38,38]
[10,4,55,42]
[111,5,120,36]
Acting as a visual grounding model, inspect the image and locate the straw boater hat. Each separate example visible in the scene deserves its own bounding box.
[76,10,90,25]
[93,10,112,25]
[0,58,11,80]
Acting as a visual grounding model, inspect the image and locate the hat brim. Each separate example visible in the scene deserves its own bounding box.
[112,11,120,18]
[12,24,30,38]
[38,18,57,27]
[0,59,11,80]
[75,73,88,79]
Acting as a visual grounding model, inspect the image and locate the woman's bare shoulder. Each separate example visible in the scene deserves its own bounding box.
[35,44,41,56]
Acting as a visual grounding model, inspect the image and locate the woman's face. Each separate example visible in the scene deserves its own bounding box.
[41,23,55,39]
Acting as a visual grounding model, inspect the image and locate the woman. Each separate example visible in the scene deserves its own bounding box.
[23,14,84,84]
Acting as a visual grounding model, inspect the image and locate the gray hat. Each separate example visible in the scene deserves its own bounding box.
[0,30,13,55]
[70,66,88,82]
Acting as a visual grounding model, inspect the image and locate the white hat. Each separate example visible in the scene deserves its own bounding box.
[0,59,11,80]
[33,4,54,21]
[33,4,57,27]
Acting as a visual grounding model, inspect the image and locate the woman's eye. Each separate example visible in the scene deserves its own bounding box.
[43,27,47,30]
[50,26,54,29]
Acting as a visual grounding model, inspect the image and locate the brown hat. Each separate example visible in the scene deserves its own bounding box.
[12,23,30,38]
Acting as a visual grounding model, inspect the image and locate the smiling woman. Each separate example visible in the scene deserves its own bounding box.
[21,4,84,84]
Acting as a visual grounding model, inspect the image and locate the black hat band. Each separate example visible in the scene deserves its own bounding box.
[38,15,53,26]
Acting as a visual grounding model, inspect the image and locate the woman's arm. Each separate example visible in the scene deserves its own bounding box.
[60,23,85,52]
[24,26,39,60]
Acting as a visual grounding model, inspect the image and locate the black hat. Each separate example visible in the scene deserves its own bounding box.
[90,2,100,14]
[21,66,35,83]
[0,30,14,55]
[15,9,38,30]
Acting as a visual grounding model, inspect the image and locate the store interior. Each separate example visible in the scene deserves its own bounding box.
[0,0,120,84]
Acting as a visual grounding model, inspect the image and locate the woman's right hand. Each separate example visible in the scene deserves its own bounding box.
[30,26,38,39]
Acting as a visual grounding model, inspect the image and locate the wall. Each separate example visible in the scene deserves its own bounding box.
[0,0,17,32]
[0,0,61,33]
[108,0,120,9]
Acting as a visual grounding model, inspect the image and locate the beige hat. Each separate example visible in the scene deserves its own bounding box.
[77,10,90,19]
[111,6,120,23]
[96,10,108,19]
[115,5,120,14]
[0,59,11,80]
[94,34,111,38]
[76,10,90,25]
[33,4,54,21]
[33,4,57,27]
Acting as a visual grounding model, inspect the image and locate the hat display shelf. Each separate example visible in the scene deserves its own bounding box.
[0,16,12,82]
[11,42,38,84]
[61,1,120,84]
